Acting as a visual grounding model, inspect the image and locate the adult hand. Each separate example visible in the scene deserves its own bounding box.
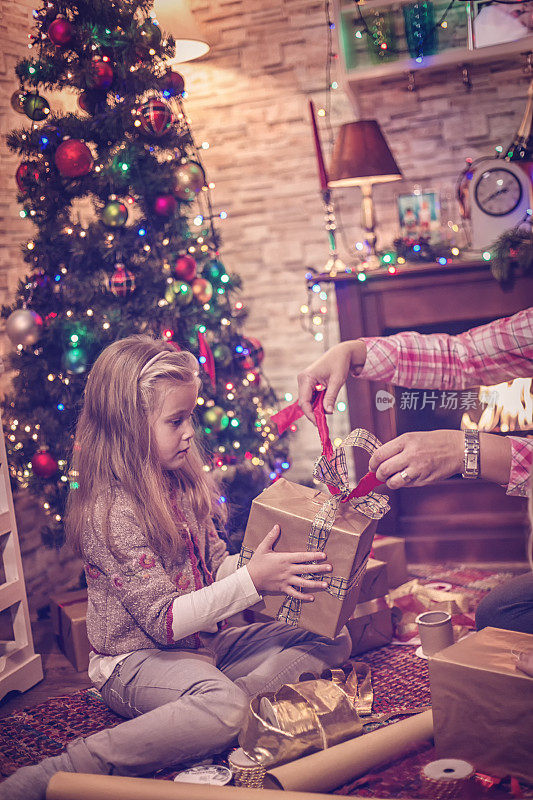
[297,340,367,423]
[246,525,332,601]
[368,430,464,489]
[514,650,533,677]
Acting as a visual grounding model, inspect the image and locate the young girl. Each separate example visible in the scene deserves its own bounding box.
[2,335,351,800]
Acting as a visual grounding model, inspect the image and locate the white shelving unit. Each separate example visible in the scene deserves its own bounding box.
[334,0,533,95]
[0,411,43,702]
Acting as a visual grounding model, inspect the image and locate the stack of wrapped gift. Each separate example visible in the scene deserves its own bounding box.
[238,477,387,639]
[346,558,393,655]
[50,588,91,672]
[429,626,533,783]
[370,534,409,589]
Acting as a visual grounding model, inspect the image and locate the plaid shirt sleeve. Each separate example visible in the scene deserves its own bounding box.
[358,308,532,497]
[358,308,533,389]
[507,436,532,497]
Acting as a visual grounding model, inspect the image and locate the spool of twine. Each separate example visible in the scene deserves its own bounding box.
[228,748,266,788]
[421,758,475,799]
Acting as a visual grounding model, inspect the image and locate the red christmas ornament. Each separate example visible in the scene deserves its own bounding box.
[48,15,73,46]
[15,162,40,194]
[54,139,93,178]
[235,336,264,370]
[137,99,173,137]
[174,254,197,282]
[78,89,106,115]
[153,194,177,217]
[87,59,114,90]
[32,449,58,479]
[108,264,136,297]
[161,69,185,97]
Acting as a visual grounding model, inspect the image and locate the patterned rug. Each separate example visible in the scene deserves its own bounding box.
[0,566,530,798]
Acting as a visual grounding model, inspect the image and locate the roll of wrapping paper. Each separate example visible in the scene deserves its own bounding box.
[47,772,417,800]
[228,747,266,788]
[421,759,474,799]
[263,709,434,791]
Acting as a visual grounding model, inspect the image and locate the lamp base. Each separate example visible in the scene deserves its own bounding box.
[359,252,382,272]
[324,255,347,277]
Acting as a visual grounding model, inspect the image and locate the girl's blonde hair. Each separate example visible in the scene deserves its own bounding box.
[65,334,225,561]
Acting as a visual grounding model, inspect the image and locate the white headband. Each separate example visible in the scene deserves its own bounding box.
[139,351,167,378]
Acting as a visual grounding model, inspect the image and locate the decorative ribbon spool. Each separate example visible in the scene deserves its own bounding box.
[421,758,475,799]
[228,747,266,788]
[416,610,454,656]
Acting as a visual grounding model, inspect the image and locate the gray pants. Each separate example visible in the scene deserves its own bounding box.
[62,621,351,777]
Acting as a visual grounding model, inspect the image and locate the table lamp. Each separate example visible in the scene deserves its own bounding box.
[328,120,402,270]
[154,0,210,63]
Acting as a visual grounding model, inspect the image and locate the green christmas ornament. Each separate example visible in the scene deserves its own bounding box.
[174,161,206,201]
[213,343,232,366]
[203,406,229,432]
[63,346,87,374]
[174,282,193,306]
[164,283,176,303]
[102,198,128,227]
[23,93,50,121]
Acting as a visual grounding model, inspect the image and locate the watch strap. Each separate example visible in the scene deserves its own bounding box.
[462,429,480,479]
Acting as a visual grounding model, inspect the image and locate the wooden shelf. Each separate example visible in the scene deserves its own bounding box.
[0,411,42,700]
[334,0,533,90]
[342,37,533,85]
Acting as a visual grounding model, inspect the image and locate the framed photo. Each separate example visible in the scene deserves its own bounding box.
[472,0,533,49]
[397,191,440,239]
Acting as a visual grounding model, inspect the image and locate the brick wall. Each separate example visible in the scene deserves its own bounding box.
[1,0,530,600]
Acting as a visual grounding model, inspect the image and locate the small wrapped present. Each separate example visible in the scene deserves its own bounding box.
[429,626,533,783]
[347,559,392,655]
[240,394,390,640]
[371,534,408,588]
[50,589,91,672]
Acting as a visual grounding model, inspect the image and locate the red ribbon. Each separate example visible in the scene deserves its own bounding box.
[198,330,216,388]
[271,391,384,500]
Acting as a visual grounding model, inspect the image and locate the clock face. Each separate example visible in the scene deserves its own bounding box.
[474,168,523,217]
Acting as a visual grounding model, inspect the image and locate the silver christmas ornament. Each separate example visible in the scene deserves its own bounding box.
[6,308,43,346]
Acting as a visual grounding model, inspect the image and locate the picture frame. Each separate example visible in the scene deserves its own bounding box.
[397,190,440,239]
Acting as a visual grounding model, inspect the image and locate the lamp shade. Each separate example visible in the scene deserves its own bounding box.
[153,0,210,63]
[328,120,402,187]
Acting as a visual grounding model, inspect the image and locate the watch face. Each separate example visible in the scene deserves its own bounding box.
[474,168,523,217]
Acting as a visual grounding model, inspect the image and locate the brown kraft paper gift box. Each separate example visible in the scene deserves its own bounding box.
[429,626,533,783]
[239,477,377,640]
[346,558,392,655]
[50,589,91,672]
[371,534,408,589]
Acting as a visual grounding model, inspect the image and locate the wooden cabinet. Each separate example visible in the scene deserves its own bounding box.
[325,260,533,563]
[0,410,43,702]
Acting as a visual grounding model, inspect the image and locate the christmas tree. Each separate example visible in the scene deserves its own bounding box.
[4,0,290,551]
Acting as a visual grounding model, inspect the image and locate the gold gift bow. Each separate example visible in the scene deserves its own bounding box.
[239,660,430,769]
[239,661,371,768]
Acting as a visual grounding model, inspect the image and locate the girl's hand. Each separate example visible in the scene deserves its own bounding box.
[369,430,464,489]
[514,649,533,677]
[246,525,332,601]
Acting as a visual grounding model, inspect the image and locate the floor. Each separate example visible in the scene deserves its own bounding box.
[0,616,91,717]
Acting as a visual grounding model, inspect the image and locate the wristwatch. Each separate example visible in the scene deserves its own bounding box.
[462,430,480,479]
